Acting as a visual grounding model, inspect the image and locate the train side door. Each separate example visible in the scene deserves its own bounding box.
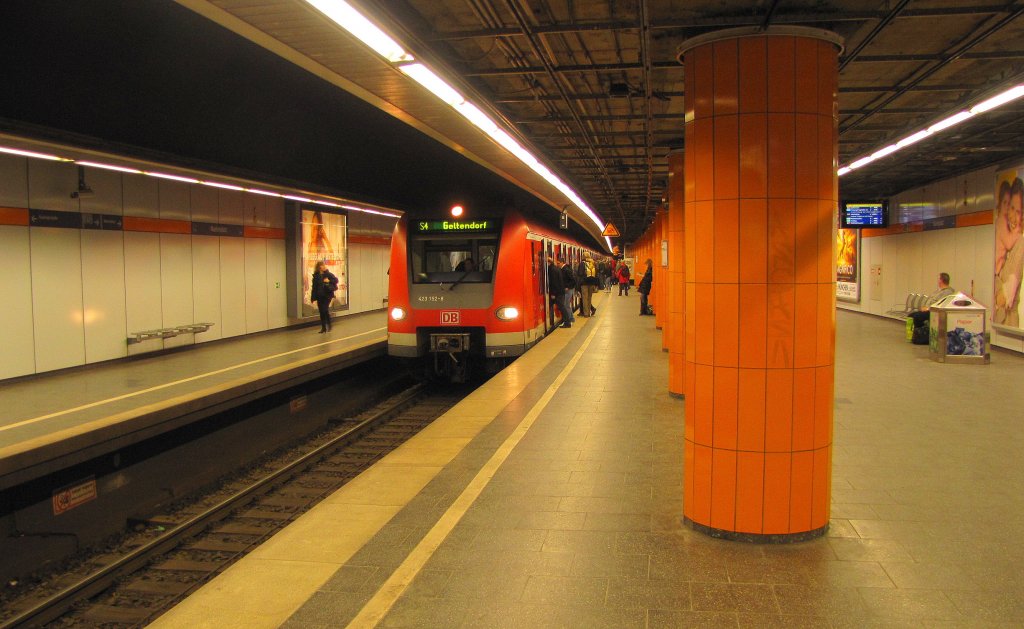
[543,240,555,332]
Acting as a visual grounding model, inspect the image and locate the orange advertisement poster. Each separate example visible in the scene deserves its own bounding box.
[836,228,859,302]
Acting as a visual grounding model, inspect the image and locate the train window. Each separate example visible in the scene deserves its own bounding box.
[411,235,497,284]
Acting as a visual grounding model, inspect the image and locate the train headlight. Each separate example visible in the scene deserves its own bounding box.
[495,306,519,320]
[390,307,406,321]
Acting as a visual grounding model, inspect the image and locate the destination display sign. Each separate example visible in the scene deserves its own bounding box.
[414,219,497,233]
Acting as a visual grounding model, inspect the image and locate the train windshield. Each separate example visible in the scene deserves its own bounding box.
[410,234,498,284]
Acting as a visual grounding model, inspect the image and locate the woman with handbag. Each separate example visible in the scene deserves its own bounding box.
[311,261,339,333]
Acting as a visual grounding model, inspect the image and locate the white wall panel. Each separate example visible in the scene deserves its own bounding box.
[161,234,195,348]
[159,180,191,221]
[79,167,123,215]
[244,195,267,227]
[219,237,247,338]
[348,244,364,313]
[0,226,35,379]
[124,231,164,355]
[123,174,159,218]
[972,225,994,308]
[81,230,127,364]
[377,246,388,308]
[190,185,218,223]
[219,189,244,225]
[31,227,85,371]
[267,239,288,329]
[267,197,285,229]
[191,236,222,342]
[28,161,77,212]
[0,155,28,207]
[244,239,268,333]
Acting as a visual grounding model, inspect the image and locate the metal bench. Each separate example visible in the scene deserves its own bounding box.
[885,293,927,318]
[128,323,214,345]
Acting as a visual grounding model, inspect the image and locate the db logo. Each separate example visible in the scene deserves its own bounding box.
[440,311,460,325]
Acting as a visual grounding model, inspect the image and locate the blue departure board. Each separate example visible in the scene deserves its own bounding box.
[841,202,888,228]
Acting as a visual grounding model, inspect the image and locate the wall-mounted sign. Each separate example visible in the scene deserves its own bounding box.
[52,477,97,515]
[414,219,495,233]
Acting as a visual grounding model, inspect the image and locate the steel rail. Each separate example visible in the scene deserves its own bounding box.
[0,384,427,629]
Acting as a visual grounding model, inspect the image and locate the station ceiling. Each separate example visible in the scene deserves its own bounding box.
[179,0,1024,242]
[0,1,1021,246]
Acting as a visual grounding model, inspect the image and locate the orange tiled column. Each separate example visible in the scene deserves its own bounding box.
[656,207,668,347]
[667,150,685,396]
[678,27,841,540]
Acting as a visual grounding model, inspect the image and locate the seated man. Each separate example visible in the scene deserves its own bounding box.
[910,272,955,328]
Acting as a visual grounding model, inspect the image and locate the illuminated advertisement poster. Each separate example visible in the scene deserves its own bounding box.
[836,228,859,302]
[301,209,347,317]
[993,167,1024,331]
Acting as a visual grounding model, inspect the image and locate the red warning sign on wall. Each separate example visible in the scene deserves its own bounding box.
[601,223,620,237]
[53,477,98,515]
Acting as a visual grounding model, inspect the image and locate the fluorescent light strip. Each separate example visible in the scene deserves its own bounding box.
[245,188,283,197]
[323,4,606,241]
[1,141,403,218]
[147,172,200,184]
[342,204,401,218]
[200,180,245,191]
[0,145,67,161]
[971,85,1024,114]
[77,160,143,174]
[927,110,974,134]
[839,83,1024,176]
[305,0,412,63]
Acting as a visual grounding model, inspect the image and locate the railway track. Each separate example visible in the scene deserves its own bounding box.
[1,384,468,628]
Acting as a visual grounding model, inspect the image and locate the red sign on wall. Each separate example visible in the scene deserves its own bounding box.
[53,477,98,515]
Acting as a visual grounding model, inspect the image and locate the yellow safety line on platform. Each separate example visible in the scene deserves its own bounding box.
[0,328,386,434]
[345,318,604,629]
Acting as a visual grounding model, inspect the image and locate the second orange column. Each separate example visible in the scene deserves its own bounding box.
[679,27,841,540]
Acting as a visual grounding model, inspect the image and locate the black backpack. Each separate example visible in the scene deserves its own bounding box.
[911,325,929,345]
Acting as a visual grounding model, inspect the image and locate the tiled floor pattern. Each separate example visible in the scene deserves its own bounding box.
[177,294,1024,628]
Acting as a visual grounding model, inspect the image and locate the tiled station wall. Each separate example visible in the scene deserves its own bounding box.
[0,156,394,380]
[836,162,1024,352]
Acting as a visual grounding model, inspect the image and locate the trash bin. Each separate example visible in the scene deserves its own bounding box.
[928,293,990,363]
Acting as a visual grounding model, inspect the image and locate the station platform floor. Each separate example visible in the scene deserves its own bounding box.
[151,292,1024,629]
[0,311,386,490]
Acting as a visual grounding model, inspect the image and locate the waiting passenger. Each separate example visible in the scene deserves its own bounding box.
[616,262,631,296]
[638,259,653,315]
[910,272,954,329]
[310,261,339,333]
[576,253,599,317]
[558,255,577,327]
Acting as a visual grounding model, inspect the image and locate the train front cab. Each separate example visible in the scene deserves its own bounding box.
[388,216,530,379]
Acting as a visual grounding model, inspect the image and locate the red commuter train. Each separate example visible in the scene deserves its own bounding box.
[387,209,602,380]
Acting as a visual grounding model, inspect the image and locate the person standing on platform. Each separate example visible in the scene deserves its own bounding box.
[638,258,653,315]
[547,253,569,328]
[910,272,955,329]
[598,259,611,292]
[558,255,577,327]
[311,261,339,333]
[616,261,631,296]
[576,253,599,316]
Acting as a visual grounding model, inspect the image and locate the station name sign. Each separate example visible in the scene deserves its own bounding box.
[414,219,495,233]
